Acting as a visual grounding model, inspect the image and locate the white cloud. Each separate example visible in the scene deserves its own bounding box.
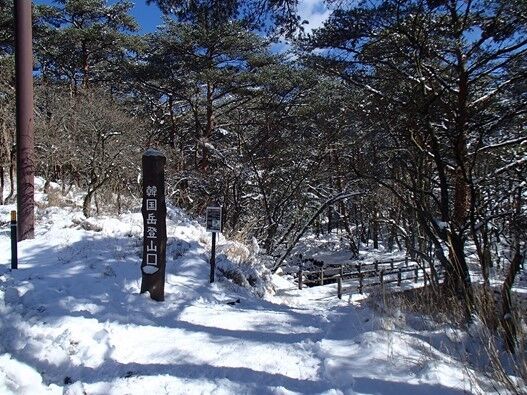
[297,0,332,33]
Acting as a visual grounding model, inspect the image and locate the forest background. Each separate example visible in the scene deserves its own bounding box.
[0,0,525,351]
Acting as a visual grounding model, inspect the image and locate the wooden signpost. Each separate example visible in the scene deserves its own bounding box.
[206,204,222,283]
[140,148,167,301]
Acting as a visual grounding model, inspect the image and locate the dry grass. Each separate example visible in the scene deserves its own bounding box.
[35,189,77,209]
[368,284,526,394]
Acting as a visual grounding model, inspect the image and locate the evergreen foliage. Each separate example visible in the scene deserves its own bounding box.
[0,0,525,353]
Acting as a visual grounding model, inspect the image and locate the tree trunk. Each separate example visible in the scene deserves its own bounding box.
[445,231,472,305]
[448,171,472,304]
[94,192,100,215]
[0,166,4,205]
[481,224,492,279]
[82,41,90,89]
[44,179,50,194]
[61,166,67,195]
[200,81,214,172]
[501,187,523,353]
[387,223,395,251]
[117,185,122,215]
[338,202,359,257]
[6,151,15,203]
[263,222,278,253]
[83,189,95,217]
[327,206,332,234]
[372,212,379,250]
[501,250,522,353]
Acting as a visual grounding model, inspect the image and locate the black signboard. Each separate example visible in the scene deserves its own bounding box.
[206,206,222,233]
[140,148,167,301]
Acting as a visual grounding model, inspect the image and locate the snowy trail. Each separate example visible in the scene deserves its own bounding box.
[0,204,502,394]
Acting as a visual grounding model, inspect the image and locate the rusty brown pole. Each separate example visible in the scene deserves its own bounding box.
[14,0,35,240]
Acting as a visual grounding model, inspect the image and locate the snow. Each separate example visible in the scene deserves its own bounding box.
[0,184,524,394]
[143,148,165,157]
[434,219,449,230]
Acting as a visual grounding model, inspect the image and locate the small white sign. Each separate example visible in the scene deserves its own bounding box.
[206,207,222,233]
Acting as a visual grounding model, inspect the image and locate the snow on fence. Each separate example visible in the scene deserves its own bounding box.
[295,257,444,298]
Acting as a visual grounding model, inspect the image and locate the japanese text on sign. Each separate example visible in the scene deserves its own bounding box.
[143,185,159,274]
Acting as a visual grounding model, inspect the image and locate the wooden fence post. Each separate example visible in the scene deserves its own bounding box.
[338,277,342,299]
[374,260,378,271]
[320,266,324,286]
[390,259,394,269]
[405,256,408,267]
[414,267,418,283]
[380,269,384,286]
[397,268,401,286]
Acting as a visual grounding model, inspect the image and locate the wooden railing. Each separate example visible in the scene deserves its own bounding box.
[297,257,411,288]
[295,256,443,298]
[337,265,444,299]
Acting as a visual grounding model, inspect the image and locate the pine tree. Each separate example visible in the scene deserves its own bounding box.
[132,16,277,175]
[306,0,527,303]
[35,0,138,91]
[147,0,301,35]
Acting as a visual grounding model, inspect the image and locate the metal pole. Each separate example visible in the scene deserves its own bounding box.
[210,232,216,283]
[11,211,18,269]
[15,0,35,240]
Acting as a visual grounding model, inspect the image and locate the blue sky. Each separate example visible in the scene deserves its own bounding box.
[34,0,163,33]
[33,0,330,34]
[124,1,163,32]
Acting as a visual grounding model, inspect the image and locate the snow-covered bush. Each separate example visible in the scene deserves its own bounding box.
[215,240,273,297]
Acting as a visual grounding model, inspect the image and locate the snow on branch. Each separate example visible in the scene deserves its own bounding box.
[271,191,361,273]
[487,156,527,180]
[474,136,527,155]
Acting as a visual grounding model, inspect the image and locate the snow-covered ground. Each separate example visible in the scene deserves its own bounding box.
[0,184,525,394]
